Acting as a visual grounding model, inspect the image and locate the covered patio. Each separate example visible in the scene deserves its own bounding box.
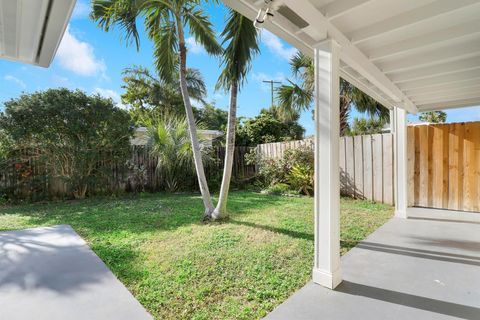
[266,208,480,319]
[223,0,480,318]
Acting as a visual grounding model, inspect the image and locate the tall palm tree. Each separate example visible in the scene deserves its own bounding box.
[122,65,207,121]
[211,10,260,220]
[277,52,389,135]
[91,0,222,217]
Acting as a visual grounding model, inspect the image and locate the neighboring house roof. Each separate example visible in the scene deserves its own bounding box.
[131,127,224,146]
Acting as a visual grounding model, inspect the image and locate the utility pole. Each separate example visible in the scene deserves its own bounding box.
[263,80,282,108]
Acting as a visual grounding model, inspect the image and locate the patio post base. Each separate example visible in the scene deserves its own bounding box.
[312,268,342,289]
[395,209,407,218]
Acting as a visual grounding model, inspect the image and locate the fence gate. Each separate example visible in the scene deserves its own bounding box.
[408,122,480,212]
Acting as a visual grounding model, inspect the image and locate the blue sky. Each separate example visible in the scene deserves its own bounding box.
[1,0,479,135]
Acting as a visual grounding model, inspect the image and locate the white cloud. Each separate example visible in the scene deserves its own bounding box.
[94,88,127,109]
[261,30,297,61]
[72,0,90,20]
[56,27,106,77]
[4,75,26,89]
[186,37,206,55]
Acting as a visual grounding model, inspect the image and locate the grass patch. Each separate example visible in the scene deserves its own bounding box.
[0,192,393,319]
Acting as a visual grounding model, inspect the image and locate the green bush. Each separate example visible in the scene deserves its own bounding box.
[261,183,298,196]
[255,146,314,195]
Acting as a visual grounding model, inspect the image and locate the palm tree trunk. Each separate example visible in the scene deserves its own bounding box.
[177,20,214,218]
[212,81,238,220]
[339,96,350,136]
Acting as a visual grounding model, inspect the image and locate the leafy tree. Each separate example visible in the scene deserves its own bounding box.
[347,117,385,136]
[92,0,222,217]
[277,52,389,135]
[0,129,12,161]
[236,108,304,146]
[193,103,228,132]
[122,65,207,123]
[419,111,447,123]
[0,89,133,199]
[212,9,260,219]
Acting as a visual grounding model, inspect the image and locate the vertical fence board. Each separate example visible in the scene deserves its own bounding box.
[407,127,415,207]
[345,137,355,197]
[432,125,444,209]
[372,134,384,203]
[354,135,364,200]
[418,126,429,207]
[382,133,394,206]
[363,135,374,201]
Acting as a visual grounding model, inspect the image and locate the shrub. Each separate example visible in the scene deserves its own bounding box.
[288,164,314,196]
[261,183,298,196]
[255,146,314,196]
[0,89,133,200]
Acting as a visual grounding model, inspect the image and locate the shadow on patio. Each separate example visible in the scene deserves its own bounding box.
[264,210,480,320]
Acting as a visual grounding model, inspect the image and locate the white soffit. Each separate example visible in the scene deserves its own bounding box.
[0,0,76,67]
[223,0,480,113]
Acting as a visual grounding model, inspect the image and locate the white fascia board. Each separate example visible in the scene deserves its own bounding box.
[350,0,480,45]
[37,0,76,67]
[389,56,480,84]
[405,81,480,97]
[223,0,416,113]
[418,97,480,112]
[397,69,480,91]
[369,20,480,61]
[0,0,76,67]
[280,0,417,113]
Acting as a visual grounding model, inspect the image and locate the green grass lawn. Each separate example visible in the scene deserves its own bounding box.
[0,192,393,319]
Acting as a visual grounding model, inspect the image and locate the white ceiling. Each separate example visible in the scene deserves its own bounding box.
[223,0,480,113]
[0,0,76,67]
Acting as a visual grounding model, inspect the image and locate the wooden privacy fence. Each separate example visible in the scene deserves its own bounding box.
[407,122,480,212]
[0,146,255,199]
[256,133,395,205]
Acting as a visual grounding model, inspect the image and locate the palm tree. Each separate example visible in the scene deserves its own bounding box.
[91,0,222,217]
[122,65,207,121]
[277,52,389,135]
[211,10,260,220]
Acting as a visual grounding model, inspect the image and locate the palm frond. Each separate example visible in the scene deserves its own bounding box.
[276,81,313,121]
[216,9,260,91]
[91,0,143,50]
[152,22,179,83]
[183,5,222,56]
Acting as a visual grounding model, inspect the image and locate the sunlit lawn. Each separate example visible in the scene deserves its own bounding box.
[0,191,393,319]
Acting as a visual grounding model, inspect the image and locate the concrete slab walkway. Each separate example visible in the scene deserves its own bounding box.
[265,209,480,320]
[0,225,152,320]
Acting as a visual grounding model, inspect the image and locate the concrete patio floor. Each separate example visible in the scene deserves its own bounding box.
[0,225,152,320]
[265,208,480,320]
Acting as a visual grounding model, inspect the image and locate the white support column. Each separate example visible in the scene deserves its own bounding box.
[394,106,408,218]
[312,40,342,289]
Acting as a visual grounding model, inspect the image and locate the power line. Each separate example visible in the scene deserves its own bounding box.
[263,80,282,108]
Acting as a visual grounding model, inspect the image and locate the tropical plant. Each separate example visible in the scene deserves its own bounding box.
[288,164,314,196]
[0,89,133,199]
[145,114,209,192]
[211,9,260,219]
[256,146,314,196]
[419,111,447,123]
[277,52,389,135]
[122,65,207,122]
[91,0,222,217]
